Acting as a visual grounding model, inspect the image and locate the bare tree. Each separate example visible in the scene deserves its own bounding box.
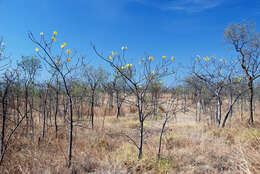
[28,31,82,167]
[0,70,26,166]
[82,65,108,129]
[17,56,41,137]
[224,22,260,124]
[93,45,175,159]
[111,71,127,119]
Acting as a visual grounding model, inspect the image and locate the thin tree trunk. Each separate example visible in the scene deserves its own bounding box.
[30,96,34,139]
[25,86,29,136]
[138,120,143,159]
[157,115,168,163]
[54,87,59,138]
[91,90,95,129]
[0,86,8,154]
[249,81,254,124]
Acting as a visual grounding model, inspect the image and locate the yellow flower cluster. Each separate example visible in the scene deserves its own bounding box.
[0,51,3,55]
[66,49,71,54]
[52,36,56,42]
[171,56,175,62]
[152,71,156,75]
[40,32,44,36]
[126,63,132,67]
[35,48,39,52]
[109,56,113,60]
[51,31,58,42]
[112,51,118,56]
[232,77,242,83]
[121,66,125,70]
[56,60,59,64]
[204,57,210,61]
[162,56,166,59]
[148,56,154,61]
[1,42,6,46]
[61,42,67,49]
[67,58,71,62]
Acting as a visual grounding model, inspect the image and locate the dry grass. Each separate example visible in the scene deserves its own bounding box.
[0,104,260,174]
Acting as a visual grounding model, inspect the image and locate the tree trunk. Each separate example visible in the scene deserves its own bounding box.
[25,86,29,136]
[138,120,143,159]
[248,80,254,124]
[229,90,233,127]
[157,115,168,163]
[91,90,95,129]
[67,96,73,167]
[54,88,59,138]
[30,96,34,139]
[216,96,222,126]
[0,86,8,154]
[116,106,121,119]
[41,91,48,139]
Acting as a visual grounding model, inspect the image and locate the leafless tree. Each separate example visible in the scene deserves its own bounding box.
[28,31,82,167]
[224,22,260,124]
[93,45,175,159]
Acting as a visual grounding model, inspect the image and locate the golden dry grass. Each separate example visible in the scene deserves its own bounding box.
[0,104,260,174]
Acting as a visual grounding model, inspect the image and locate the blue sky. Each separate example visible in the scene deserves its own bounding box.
[0,0,259,78]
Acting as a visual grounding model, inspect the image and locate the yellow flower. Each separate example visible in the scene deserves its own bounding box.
[130,64,132,67]
[114,52,118,56]
[40,32,44,36]
[162,56,166,59]
[35,48,39,52]
[109,56,113,60]
[121,66,125,70]
[61,42,66,49]
[56,60,59,64]
[112,51,115,55]
[148,56,154,61]
[66,49,71,54]
[204,57,210,61]
[52,36,56,42]
[220,58,223,62]
[152,71,156,75]
[53,31,58,36]
[197,55,201,61]
[1,42,6,46]
[67,57,71,62]
[0,51,3,55]
[171,56,175,62]
[126,64,130,67]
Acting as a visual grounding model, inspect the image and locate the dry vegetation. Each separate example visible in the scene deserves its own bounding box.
[0,101,259,174]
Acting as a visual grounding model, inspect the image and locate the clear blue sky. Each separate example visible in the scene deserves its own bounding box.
[0,0,259,76]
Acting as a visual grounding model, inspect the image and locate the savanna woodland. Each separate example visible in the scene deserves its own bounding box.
[0,1,260,174]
